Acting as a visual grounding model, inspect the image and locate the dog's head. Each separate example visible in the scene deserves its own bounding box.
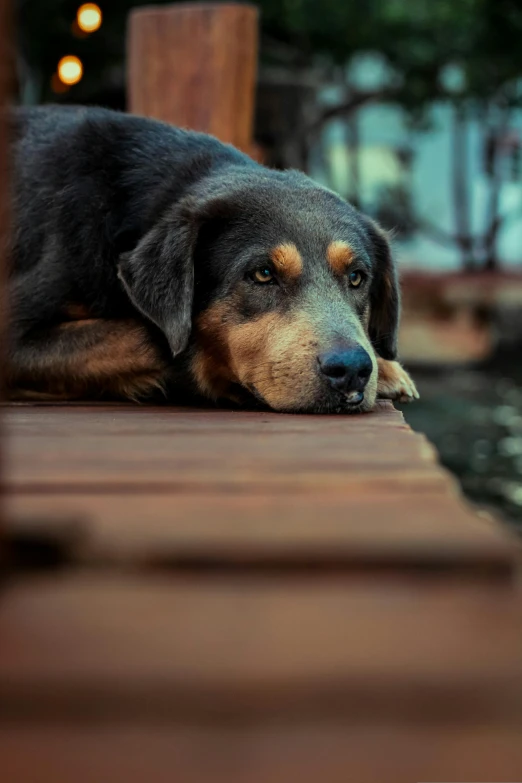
[118,168,399,413]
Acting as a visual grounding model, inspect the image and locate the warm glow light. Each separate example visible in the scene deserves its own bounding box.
[77,3,102,33]
[57,55,84,86]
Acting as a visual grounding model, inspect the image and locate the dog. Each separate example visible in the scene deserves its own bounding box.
[6,105,418,413]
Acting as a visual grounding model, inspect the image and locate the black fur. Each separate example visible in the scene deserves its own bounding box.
[7,105,401,411]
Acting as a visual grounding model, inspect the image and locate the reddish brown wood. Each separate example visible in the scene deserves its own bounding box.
[4,404,519,576]
[3,725,522,783]
[3,398,522,780]
[2,405,453,493]
[127,3,259,153]
[5,493,518,576]
[1,576,522,722]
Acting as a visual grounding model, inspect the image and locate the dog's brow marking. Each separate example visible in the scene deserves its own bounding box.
[270,243,303,280]
[64,303,91,320]
[327,240,355,274]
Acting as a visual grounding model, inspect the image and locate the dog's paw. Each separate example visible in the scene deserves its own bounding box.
[376,358,419,404]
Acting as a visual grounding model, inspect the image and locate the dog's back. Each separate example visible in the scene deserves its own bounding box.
[10,105,251,278]
[6,105,260,400]
[8,106,253,326]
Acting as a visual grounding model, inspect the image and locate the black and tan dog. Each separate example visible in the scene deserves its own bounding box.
[6,105,418,413]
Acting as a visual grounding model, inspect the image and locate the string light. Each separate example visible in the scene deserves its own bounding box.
[57,55,84,86]
[77,3,102,34]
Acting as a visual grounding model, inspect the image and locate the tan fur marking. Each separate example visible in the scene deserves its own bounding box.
[327,241,355,275]
[191,291,383,412]
[8,319,169,401]
[63,303,91,320]
[269,243,303,281]
[191,302,237,400]
[192,299,325,411]
[227,312,318,409]
[59,318,98,329]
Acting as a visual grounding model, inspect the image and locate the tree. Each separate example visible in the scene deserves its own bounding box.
[16,0,522,270]
[258,0,522,270]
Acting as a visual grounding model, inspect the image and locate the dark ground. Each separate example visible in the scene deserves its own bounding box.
[399,359,522,532]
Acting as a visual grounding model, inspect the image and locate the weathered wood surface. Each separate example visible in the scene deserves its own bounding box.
[3,403,519,577]
[1,405,454,491]
[2,403,522,783]
[127,3,258,153]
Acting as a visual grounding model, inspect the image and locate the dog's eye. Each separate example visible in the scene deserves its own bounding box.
[348,270,365,288]
[251,267,275,284]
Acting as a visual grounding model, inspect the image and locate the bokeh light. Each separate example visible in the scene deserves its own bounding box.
[57,55,84,86]
[77,3,102,34]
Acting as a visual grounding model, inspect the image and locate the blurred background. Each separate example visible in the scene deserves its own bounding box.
[14,0,522,528]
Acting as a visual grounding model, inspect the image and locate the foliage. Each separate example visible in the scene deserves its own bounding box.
[15,0,522,268]
[260,0,522,107]
[16,0,522,108]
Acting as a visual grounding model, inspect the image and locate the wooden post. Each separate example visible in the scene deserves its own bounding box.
[127,2,258,154]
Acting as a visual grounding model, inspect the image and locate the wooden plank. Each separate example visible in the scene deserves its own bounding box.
[127,3,259,153]
[2,400,412,436]
[3,725,522,783]
[3,405,454,494]
[1,576,522,723]
[5,403,518,576]
[5,493,519,577]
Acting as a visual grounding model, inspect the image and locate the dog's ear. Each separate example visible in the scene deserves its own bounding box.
[118,201,198,357]
[364,219,400,360]
[117,192,236,356]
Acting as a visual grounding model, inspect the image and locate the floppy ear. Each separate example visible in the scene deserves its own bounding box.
[117,202,197,357]
[365,220,400,360]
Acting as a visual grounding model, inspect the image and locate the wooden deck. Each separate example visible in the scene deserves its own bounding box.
[2,401,522,782]
[2,402,519,578]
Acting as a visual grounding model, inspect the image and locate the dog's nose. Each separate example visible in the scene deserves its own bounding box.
[317,346,373,396]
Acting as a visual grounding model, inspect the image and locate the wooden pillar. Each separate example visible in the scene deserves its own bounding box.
[127,2,258,153]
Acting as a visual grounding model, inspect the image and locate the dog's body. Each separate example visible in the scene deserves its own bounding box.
[6,105,417,412]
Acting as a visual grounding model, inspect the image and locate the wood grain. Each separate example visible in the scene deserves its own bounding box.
[3,405,453,493]
[3,398,522,781]
[4,404,518,576]
[127,3,259,153]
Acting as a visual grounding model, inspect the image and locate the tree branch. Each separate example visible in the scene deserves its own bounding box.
[306,87,402,135]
